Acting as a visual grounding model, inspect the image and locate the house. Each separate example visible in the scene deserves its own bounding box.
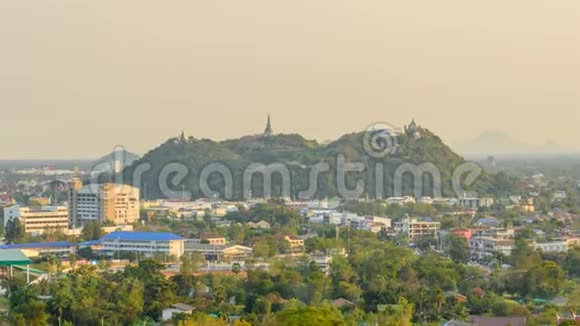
[284,235,304,249]
[247,221,271,229]
[161,303,194,321]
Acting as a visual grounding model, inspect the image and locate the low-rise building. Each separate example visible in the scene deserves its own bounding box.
[0,241,76,257]
[394,217,440,241]
[101,231,185,258]
[184,242,253,262]
[4,205,69,234]
[285,235,305,249]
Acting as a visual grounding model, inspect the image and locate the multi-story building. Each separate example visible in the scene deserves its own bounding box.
[101,231,184,258]
[3,205,68,234]
[469,237,515,261]
[394,217,440,241]
[68,179,139,227]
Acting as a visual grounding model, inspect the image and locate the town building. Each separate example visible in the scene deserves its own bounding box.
[68,179,139,227]
[0,241,76,257]
[199,233,227,245]
[184,242,253,262]
[468,237,515,261]
[458,196,494,209]
[101,231,184,258]
[394,217,440,241]
[3,205,68,234]
[285,235,305,250]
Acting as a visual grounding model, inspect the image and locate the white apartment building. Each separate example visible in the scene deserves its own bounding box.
[394,217,440,241]
[3,205,68,234]
[69,181,139,227]
[469,237,515,260]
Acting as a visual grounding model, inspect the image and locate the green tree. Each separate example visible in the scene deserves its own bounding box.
[444,234,469,264]
[276,301,345,326]
[81,221,103,240]
[5,217,25,244]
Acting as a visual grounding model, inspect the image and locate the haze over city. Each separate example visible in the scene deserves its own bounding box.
[1,1,580,159]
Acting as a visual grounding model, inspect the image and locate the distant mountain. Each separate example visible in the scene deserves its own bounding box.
[456,130,567,155]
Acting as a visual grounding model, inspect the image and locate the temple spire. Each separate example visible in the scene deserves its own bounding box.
[263,114,273,137]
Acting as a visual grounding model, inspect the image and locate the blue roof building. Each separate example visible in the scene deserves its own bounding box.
[0,241,76,257]
[101,231,183,242]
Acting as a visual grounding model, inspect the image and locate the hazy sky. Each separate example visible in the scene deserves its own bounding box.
[1,1,579,159]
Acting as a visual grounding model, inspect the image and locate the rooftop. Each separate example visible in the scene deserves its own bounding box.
[0,249,31,266]
[101,231,183,242]
[0,241,74,250]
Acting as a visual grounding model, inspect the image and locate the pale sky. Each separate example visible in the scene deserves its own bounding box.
[1,1,579,159]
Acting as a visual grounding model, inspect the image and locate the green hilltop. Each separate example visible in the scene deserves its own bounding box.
[121,122,516,200]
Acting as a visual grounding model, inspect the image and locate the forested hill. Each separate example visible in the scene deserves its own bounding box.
[121,127,519,200]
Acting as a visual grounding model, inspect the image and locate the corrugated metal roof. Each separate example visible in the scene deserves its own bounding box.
[0,241,74,249]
